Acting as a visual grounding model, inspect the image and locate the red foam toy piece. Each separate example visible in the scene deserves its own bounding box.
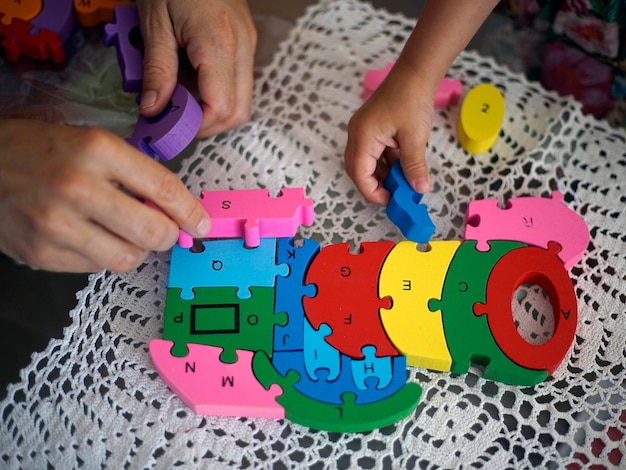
[473,242,578,374]
[303,241,399,359]
[0,14,65,63]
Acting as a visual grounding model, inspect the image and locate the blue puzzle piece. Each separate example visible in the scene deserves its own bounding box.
[351,345,392,390]
[272,350,408,405]
[273,237,319,352]
[383,160,435,243]
[303,320,340,382]
[168,238,288,300]
[272,351,353,405]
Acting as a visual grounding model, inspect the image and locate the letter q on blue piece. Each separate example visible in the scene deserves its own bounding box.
[383,160,435,244]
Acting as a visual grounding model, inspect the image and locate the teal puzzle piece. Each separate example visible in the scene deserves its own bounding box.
[303,320,340,381]
[168,238,288,300]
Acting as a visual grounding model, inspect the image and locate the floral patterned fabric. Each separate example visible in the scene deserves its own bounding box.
[508,0,626,126]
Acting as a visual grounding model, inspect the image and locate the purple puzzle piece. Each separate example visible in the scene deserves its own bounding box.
[30,0,75,43]
[104,5,143,93]
[127,83,203,161]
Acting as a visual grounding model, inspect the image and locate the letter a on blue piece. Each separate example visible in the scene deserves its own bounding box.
[383,160,435,243]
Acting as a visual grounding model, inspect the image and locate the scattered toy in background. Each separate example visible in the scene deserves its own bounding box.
[362,62,462,107]
[103,4,143,93]
[0,0,75,63]
[0,2,202,162]
[457,82,506,154]
[0,0,111,63]
[74,0,135,28]
[362,64,506,155]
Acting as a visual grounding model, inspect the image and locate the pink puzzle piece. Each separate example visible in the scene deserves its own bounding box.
[149,339,284,418]
[463,191,590,270]
[362,62,461,107]
[178,187,315,248]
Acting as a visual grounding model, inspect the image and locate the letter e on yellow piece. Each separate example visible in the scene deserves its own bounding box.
[379,240,461,371]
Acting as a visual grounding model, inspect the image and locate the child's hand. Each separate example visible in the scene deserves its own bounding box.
[136,0,257,138]
[345,59,435,206]
[345,0,500,205]
[0,119,210,273]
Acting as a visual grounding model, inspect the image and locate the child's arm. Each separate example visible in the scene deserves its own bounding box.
[345,0,500,205]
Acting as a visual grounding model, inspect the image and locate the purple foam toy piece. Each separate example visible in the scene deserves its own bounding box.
[127,83,203,161]
[103,5,143,93]
[29,0,75,43]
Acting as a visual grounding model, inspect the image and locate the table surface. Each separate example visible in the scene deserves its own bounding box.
[1,1,624,469]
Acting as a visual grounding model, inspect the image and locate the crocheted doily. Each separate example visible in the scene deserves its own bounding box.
[1,1,624,468]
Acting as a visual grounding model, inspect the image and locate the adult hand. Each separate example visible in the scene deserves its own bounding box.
[136,0,257,138]
[0,119,210,273]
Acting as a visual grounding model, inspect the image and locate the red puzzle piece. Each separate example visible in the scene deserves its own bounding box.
[0,14,65,63]
[473,242,578,374]
[303,241,399,359]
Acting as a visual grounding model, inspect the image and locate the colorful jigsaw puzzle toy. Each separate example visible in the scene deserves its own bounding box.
[0,0,135,64]
[18,7,587,433]
[149,183,588,432]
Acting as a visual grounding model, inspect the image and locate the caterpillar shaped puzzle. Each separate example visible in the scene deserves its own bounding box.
[148,164,589,433]
[6,4,589,433]
[98,5,586,433]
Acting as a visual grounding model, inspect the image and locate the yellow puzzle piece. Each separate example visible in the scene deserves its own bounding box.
[457,83,505,154]
[379,240,460,371]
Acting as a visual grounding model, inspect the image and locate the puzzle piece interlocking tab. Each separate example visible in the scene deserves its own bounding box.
[178,188,315,249]
[464,191,590,270]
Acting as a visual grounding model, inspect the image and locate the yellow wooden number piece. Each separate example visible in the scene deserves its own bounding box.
[458,83,505,154]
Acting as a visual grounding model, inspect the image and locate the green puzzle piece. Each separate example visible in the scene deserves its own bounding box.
[252,351,422,433]
[429,240,548,386]
[164,286,287,363]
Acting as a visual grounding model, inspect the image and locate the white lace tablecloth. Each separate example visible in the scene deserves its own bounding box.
[1,1,625,468]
